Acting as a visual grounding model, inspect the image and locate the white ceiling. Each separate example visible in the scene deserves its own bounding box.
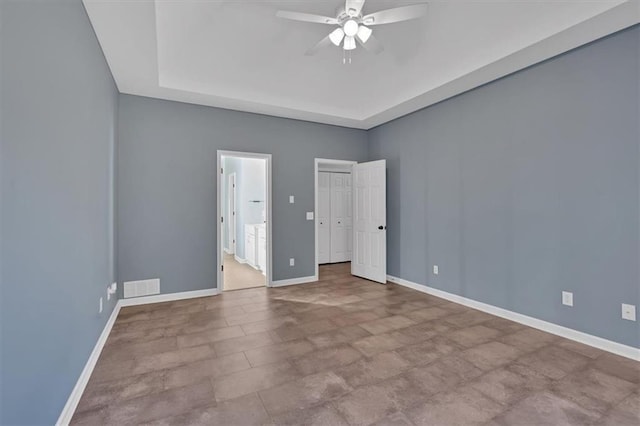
[84,0,639,129]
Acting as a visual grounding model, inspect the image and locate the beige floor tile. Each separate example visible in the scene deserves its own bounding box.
[335,351,411,388]
[267,402,349,426]
[163,352,251,389]
[211,361,299,401]
[407,386,504,426]
[259,371,351,415]
[292,344,363,376]
[244,338,316,367]
[333,376,422,425]
[72,263,640,426]
[145,393,269,426]
[491,391,601,426]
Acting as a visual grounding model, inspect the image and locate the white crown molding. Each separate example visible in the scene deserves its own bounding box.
[387,275,640,361]
[363,1,640,129]
[271,275,318,287]
[85,0,639,129]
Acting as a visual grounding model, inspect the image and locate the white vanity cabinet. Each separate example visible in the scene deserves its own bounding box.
[245,224,257,267]
[245,223,266,272]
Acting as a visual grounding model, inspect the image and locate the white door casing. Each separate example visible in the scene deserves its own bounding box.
[217,150,272,291]
[352,160,387,284]
[228,173,237,254]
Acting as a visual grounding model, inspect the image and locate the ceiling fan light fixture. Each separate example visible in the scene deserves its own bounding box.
[343,19,359,37]
[343,35,356,50]
[357,25,372,43]
[329,28,345,46]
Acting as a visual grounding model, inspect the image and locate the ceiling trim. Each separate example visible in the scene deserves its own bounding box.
[85,0,639,130]
[364,1,640,129]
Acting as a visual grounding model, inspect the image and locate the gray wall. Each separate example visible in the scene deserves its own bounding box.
[368,26,640,348]
[0,1,119,424]
[117,95,368,294]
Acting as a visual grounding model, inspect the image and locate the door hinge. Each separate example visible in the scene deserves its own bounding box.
[221,265,224,271]
[221,216,224,223]
[221,167,223,174]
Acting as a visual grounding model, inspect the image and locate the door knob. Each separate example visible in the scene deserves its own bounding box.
[378,225,386,230]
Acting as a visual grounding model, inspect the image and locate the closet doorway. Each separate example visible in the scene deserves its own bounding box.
[217,151,272,291]
[314,158,357,279]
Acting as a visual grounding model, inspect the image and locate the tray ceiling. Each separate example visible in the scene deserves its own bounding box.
[84,0,639,129]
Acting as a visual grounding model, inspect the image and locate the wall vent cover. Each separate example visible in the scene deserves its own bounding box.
[123,278,160,298]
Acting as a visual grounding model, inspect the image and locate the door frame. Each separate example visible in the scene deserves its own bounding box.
[227,172,237,255]
[314,158,357,280]
[217,150,272,291]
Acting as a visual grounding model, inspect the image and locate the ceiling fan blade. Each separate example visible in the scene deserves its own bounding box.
[276,10,338,25]
[357,33,384,54]
[361,4,427,26]
[345,0,366,17]
[305,34,334,56]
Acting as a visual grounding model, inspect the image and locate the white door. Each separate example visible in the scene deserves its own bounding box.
[352,160,386,283]
[318,172,331,264]
[330,173,352,263]
[228,173,237,254]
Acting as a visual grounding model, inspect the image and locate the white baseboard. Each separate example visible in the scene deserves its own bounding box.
[56,302,121,426]
[224,247,233,255]
[119,288,219,307]
[234,255,248,264]
[387,275,640,361]
[271,275,318,288]
[57,287,221,424]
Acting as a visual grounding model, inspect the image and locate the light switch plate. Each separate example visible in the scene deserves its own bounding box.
[289,258,295,266]
[289,195,295,204]
[622,304,636,321]
[306,212,314,220]
[433,265,439,275]
[562,291,573,307]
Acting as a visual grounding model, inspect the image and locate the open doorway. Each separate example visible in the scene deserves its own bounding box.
[217,151,272,291]
[314,158,357,280]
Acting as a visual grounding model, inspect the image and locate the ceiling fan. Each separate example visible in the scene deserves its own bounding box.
[276,0,427,57]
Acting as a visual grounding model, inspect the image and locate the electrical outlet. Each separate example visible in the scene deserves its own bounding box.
[433,265,439,275]
[622,304,636,321]
[289,195,295,204]
[99,297,103,313]
[562,291,573,307]
[107,282,117,300]
[306,212,314,220]
[289,258,295,266]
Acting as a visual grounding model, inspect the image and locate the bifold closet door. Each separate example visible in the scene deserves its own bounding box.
[330,173,352,263]
[317,172,331,264]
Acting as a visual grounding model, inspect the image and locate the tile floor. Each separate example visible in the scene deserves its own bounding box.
[223,253,266,291]
[72,263,640,425]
